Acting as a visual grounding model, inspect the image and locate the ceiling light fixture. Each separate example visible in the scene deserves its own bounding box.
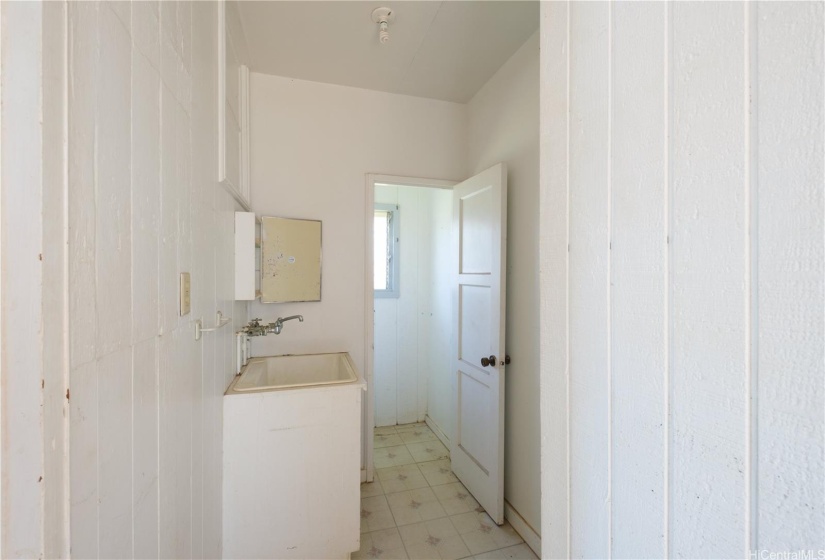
[371,7,394,44]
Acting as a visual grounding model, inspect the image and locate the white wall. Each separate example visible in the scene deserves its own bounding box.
[540,2,824,558]
[466,32,541,541]
[248,74,466,377]
[63,2,247,558]
[373,185,452,428]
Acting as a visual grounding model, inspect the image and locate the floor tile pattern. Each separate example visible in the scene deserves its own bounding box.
[355,423,537,560]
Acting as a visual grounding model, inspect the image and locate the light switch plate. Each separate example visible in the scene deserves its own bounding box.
[180,272,191,316]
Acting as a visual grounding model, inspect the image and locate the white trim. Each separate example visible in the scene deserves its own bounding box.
[424,415,450,449]
[221,181,251,212]
[371,173,457,190]
[364,175,376,482]
[373,203,401,299]
[239,64,251,205]
[363,173,458,485]
[217,0,226,182]
[216,0,250,212]
[504,500,542,557]
[1,3,59,553]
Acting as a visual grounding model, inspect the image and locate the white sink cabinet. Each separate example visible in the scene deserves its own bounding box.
[222,353,366,559]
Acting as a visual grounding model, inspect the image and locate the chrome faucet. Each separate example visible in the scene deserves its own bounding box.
[268,315,304,335]
[242,315,304,337]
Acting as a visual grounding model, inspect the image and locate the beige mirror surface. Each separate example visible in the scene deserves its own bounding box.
[261,216,322,303]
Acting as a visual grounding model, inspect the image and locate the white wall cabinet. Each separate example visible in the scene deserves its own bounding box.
[234,211,259,300]
[219,1,251,209]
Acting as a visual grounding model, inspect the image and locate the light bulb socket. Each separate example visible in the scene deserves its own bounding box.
[371,7,395,44]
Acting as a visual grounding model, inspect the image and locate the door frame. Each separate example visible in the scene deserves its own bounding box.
[363,173,457,482]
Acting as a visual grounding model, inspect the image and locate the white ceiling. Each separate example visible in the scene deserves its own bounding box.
[237,1,539,104]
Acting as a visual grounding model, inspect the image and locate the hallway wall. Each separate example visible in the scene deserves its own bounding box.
[65,2,248,557]
[466,31,541,544]
[540,3,824,557]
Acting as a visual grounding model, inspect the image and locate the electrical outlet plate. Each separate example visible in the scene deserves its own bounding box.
[180,272,191,316]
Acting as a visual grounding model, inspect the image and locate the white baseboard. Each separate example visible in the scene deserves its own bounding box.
[360,469,367,483]
[423,416,539,556]
[504,500,541,557]
[424,415,451,449]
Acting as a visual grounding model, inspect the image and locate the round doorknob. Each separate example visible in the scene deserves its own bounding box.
[480,355,497,367]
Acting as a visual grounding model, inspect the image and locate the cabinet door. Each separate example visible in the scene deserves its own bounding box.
[218,1,250,208]
[234,212,259,301]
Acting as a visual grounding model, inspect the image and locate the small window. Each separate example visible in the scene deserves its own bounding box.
[374,204,400,298]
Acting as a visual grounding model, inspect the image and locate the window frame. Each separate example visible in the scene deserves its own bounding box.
[373,203,400,299]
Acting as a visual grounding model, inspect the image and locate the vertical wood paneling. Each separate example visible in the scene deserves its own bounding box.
[40,3,70,556]
[95,5,132,358]
[69,360,98,558]
[191,7,219,556]
[416,189,432,423]
[131,36,161,345]
[538,1,570,556]
[159,78,179,335]
[174,330,193,560]
[543,2,824,556]
[66,3,100,557]
[68,0,99,370]
[158,331,176,559]
[132,338,159,559]
[568,3,610,558]
[610,3,667,557]
[396,187,420,424]
[130,8,162,553]
[755,2,825,551]
[97,347,133,559]
[670,4,748,557]
[90,28,134,548]
[64,2,243,559]
[132,2,159,69]
[175,101,192,307]
[374,299,399,426]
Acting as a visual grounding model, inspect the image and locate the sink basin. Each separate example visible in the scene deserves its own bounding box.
[227,352,359,393]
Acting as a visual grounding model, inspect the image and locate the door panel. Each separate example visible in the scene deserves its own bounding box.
[451,163,507,524]
[457,371,494,471]
[459,187,493,274]
[458,285,492,363]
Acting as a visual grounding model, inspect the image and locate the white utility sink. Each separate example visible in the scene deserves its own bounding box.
[223,351,365,559]
[227,352,359,393]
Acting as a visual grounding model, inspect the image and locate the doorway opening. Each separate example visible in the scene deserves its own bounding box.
[364,174,457,483]
[363,164,510,534]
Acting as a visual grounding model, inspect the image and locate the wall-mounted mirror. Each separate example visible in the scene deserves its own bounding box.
[260,216,322,303]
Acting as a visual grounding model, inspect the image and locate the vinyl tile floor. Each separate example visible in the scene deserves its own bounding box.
[356,423,537,560]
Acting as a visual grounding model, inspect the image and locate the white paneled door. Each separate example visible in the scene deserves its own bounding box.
[451,163,507,524]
